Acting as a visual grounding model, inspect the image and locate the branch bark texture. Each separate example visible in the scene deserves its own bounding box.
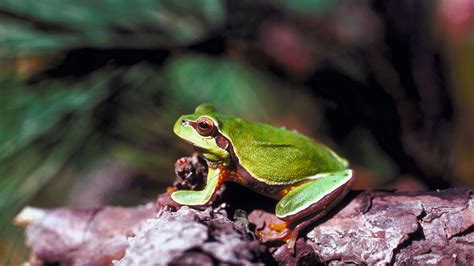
[15,188,473,265]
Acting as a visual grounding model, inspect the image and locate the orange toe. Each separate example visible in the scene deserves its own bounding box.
[257,227,292,242]
[269,222,288,232]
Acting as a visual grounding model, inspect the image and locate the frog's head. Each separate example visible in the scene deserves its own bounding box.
[174,104,230,164]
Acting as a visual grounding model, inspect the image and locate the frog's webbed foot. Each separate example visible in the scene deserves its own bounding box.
[257,222,291,242]
[256,221,301,254]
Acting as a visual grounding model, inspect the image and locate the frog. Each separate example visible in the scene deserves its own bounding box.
[171,104,353,250]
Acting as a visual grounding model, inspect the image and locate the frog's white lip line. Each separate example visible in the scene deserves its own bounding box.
[177,136,209,150]
[181,139,206,150]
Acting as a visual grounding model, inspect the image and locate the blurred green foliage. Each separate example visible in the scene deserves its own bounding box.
[276,0,337,14]
[0,0,225,55]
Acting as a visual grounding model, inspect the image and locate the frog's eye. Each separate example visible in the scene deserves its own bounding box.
[196,117,215,136]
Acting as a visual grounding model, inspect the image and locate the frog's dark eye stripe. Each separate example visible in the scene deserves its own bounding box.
[195,117,215,136]
[215,135,229,149]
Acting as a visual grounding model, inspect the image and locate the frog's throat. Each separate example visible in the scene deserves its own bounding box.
[195,145,231,166]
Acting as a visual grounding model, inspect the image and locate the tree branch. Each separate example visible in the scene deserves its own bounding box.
[14,157,474,265]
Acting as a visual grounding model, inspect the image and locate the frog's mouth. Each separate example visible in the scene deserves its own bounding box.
[177,137,208,152]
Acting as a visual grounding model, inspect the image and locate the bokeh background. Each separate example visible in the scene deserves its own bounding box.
[1,0,473,263]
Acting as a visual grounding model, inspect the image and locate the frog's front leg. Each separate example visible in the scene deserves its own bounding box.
[171,166,223,206]
[270,169,354,250]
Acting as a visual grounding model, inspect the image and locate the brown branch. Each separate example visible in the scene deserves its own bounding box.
[14,157,474,265]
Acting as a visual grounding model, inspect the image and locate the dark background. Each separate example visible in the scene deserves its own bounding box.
[1,0,473,262]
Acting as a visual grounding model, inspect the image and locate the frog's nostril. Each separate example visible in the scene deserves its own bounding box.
[181,119,187,125]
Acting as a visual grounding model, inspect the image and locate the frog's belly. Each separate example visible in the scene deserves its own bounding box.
[232,164,304,199]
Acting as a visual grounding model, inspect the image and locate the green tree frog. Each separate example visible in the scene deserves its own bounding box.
[171,104,353,249]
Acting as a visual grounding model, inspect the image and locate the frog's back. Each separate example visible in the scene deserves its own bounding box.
[217,115,347,185]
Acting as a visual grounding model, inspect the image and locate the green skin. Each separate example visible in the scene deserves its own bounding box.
[171,104,353,246]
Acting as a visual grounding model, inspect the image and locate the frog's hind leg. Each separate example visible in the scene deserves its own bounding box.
[275,169,354,251]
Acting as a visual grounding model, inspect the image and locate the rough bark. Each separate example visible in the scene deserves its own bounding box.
[15,157,474,265]
[15,189,474,265]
